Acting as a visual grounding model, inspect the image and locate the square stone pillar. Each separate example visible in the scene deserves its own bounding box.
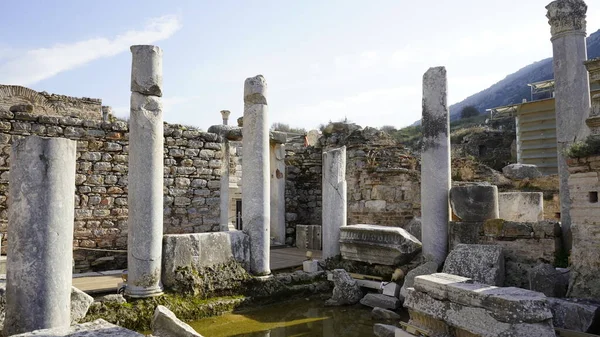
[421,67,451,266]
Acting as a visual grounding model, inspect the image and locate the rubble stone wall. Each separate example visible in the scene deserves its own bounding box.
[448,219,562,288]
[0,107,222,272]
[0,85,103,120]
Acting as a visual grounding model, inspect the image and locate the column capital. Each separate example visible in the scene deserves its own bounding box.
[585,58,600,127]
[546,0,587,37]
[584,58,600,84]
[220,110,231,125]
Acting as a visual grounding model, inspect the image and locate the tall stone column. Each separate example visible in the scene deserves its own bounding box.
[270,142,286,245]
[220,139,231,231]
[126,45,164,297]
[547,0,591,251]
[242,75,271,275]
[4,136,76,336]
[421,67,451,266]
[322,146,347,260]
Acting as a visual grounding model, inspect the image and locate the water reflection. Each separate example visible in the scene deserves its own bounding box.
[190,298,378,337]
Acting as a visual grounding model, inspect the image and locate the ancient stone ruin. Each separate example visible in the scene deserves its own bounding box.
[1,0,600,336]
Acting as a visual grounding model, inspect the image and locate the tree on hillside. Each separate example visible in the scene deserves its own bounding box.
[270,122,306,134]
[379,125,397,134]
[460,105,480,119]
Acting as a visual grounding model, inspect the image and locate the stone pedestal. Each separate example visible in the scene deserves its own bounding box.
[322,146,347,260]
[242,75,271,276]
[449,185,499,221]
[420,67,451,265]
[547,0,591,251]
[4,136,76,336]
[126,45,164,297]
[498,192,544,222]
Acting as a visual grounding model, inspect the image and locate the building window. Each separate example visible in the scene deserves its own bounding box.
[589,191,598,203]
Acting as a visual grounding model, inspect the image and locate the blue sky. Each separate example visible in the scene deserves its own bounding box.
[1,0,599,130]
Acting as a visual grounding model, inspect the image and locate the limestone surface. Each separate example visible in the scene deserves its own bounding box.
[295,225,322,250]
[373,323,396,337]
[152,305,203,337]
[242,75,271,276]
[399,261,438,302]
[547,0,590,252]
[339,224,421,265]
[449,185,499,222]
[70,287,94,325]
[130,45,163,96]
[420,66,451,266]
[5,136,77,336]
[498,192,544,222]
[371,307,401,321]
[502,164,543,180]
[325,269,363,306]
[360,293,400,310]
[127,90,164,297]
[162,231,250,289]
[10,319,144,336]
[442,244,505,286]
[528,263,569,298]
[322,146,347,260]
[547,297,600,332]
[405,274,555,337]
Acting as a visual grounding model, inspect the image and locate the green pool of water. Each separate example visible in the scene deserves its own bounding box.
[189,298,382,337]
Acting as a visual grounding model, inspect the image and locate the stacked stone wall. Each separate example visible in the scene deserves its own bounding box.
[0,106,222,272]
[324,125,420,227]
[566,156,600,298]
[0,85,102,120]
[284,140,322,245]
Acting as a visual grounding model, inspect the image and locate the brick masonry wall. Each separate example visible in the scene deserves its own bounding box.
[0,106,222,272]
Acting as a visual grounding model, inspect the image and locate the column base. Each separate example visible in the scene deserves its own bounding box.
[125,284,164,298]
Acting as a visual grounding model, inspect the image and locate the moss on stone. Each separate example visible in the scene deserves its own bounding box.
[483,219,506,237]
[566,135,600,158]
[82,293,248,332]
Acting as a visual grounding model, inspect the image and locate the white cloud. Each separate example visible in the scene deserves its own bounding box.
[280,86,421,129]
[0,15,182,86]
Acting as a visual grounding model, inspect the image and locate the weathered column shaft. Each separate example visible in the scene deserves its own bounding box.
[322,146,347,260]
[547,0,590,251]
[4,136,76,336]
[220,140,231,231]
[242,75,271,275]
[270,142,286,245]
[127,45,164,297]
[421,66,451,266]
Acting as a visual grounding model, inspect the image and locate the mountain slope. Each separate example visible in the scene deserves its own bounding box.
[445,29,600,121]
